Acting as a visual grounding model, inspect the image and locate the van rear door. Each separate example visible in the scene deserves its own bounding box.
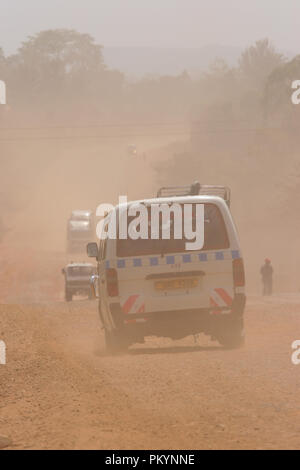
[115,203,235,314]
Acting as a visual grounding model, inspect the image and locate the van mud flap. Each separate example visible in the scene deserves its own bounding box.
[231,293,246,316]
[109,303,125,329]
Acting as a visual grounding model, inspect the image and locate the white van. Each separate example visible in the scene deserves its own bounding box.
[87,191,245,352]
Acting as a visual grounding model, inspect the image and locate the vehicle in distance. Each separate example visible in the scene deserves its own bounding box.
[67,210,94,253]
[62,262,97,301]
[127,144,137,156]
[87,185,245,353]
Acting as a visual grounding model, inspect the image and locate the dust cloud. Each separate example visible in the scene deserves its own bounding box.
[0,118,298,301]
[1,19,300,451]
[0,119,187,302]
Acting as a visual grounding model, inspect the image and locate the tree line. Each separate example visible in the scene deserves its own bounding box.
[0,30,299,126]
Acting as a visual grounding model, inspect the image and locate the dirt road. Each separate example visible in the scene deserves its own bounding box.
[0,295,300,450]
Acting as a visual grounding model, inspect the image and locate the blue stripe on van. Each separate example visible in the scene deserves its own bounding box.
[113,250,240,268]
[105,260,110,269]
[199,253,207,262]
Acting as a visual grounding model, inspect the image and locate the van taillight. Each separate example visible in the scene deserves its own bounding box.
[106,268,119,297]
[233,258,245,287]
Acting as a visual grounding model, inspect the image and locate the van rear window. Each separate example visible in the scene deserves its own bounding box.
[116,203,229,258]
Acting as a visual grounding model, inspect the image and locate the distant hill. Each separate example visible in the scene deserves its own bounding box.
[103,45,242,78]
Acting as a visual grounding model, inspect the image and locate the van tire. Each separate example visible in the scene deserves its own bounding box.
[218,331,245,349]
[104,329,129,354]
[217,318,245,349]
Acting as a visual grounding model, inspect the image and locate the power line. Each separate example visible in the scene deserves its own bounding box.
[0,126,291,143]
[0,121,190,131]
[0,131,189,142]
[0,118,255,132]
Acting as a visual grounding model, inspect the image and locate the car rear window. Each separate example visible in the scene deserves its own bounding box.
[68,266,94,275]
[116,203,229,257]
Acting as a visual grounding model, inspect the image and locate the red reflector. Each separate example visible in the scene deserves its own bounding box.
[233,258,245,287]
[106,268,119,297]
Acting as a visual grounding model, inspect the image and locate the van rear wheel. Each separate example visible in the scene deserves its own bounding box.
[218,331,245,349]
[104,329,129,354]
[216,317,245,349]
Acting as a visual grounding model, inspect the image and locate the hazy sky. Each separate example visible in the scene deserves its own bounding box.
[0,0,298,54]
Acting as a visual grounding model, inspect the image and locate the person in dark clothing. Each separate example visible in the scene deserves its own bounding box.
[260,258,273,296]
[190,181,201,195]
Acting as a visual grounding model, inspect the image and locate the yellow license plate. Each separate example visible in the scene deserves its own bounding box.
[155,278,198,291]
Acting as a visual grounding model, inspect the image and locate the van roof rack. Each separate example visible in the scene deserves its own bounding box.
[156,182,231,207]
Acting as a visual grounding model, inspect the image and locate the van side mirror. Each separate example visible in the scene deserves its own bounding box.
[87,242,99,259]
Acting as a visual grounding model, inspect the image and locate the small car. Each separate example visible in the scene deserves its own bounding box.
[62,262,97,301]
